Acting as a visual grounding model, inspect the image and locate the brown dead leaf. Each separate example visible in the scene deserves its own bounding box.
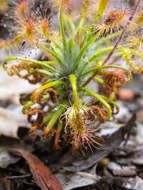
[9,148,63,190]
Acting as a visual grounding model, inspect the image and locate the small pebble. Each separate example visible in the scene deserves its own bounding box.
[117,88,135,101]
[98,158,110,167]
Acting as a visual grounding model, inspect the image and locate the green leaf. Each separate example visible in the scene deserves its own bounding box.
[3,57,56,73]
[39,45,64,66]
[74,29,102,70]
[81,87,112,120]
[69,74,79,109]
[32,68,54,77]
[44,101,67,134]
[22,101,34,113]
[96,0,109,22]
[60,7,67,50]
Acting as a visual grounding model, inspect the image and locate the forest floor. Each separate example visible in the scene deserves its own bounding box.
[0,1,143,190]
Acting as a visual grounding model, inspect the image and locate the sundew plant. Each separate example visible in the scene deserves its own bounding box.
[2,0,143,153]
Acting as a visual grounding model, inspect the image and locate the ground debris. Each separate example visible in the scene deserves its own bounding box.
[111,167,136,177]
[70,177,135,190]
[54,114,136,172]
[9,148,63,190]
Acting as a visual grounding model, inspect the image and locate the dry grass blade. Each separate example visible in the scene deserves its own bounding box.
[9,148,63,190]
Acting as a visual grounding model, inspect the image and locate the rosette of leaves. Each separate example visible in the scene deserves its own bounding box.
[2,0,142,153]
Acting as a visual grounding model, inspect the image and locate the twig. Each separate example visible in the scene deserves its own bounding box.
[76,172,97,181]
[7,174,31,180]
[107,55,122,65]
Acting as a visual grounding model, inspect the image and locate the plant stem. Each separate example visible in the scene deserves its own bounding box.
[69,74,79,109]
[54,121,63,149]
[43,102,66,136]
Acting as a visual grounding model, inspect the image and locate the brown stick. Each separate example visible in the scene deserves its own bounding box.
[108,55,122,65]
